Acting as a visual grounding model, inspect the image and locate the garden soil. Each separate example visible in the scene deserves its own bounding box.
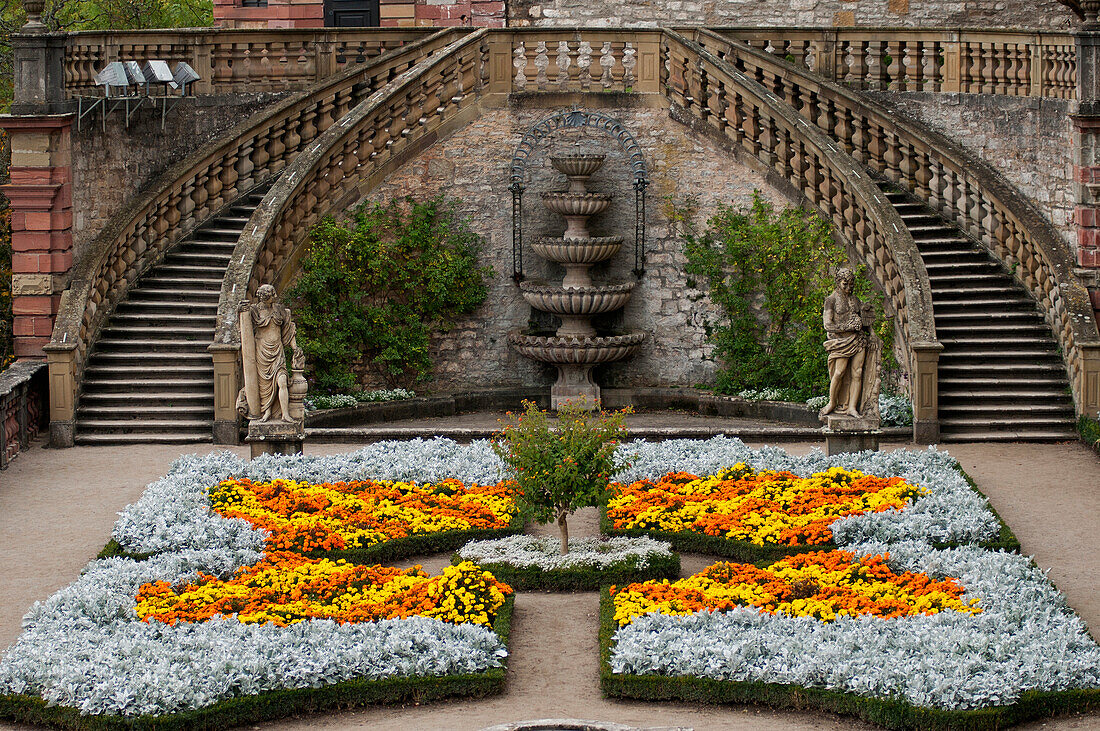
[2,437,1100,731]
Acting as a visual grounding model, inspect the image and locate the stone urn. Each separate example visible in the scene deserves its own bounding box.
[510,153,645,409]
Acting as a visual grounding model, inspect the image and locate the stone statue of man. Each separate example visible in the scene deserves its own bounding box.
[236,284,305,423]
[820,268,881,421]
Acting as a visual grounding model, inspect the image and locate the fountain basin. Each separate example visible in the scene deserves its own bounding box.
[541,192,612,218]
[550,154,606,177]
[509,331,645,364]
[520,282,636,316]
[532,236,624,264]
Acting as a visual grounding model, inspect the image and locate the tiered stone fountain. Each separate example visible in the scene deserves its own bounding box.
[509,153,645,409]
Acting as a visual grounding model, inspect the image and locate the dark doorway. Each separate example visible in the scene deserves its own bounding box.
[324,0,380,26]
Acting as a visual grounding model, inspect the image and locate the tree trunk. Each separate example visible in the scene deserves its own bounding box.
[557,511,569,554]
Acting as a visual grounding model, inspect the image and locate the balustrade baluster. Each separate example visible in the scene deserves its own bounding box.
[816,94,834,139]
[714,83,729,137]
[513,42,528,91]
[172,183,190,231]
[579,41,594,90]
[744,103,761,157]
[848,42,868,89]
[623,43,637,89]
[759,113,777,168]
[1016,44,1030,95]
[219,148,240,208]
[981,43,995,94]
[534,41,549,91]
[849,112,866,165]
[885,41,901,90]
[867,122,887,174]
[600,42,615,89]
[896,136,914,193]
[266,120,288,175]
[201,164,221,220]
[555,41,571,91]
[834,104,853,155]
[913,148,932,202]
[790,140,807,191]
[730,92,746,146]
[866,42,886,91]
[777,127,792,180]
[698,67,711,123]
[804,153,821,204]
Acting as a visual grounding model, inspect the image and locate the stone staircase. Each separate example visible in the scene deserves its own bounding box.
[881,185,1077,441]
[73,189,267,444]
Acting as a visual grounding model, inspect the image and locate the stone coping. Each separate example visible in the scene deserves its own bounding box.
[303,386,913,443]
[0,361,46,398]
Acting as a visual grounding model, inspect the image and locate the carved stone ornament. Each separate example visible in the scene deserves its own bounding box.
[819,267,882,428]
[236,283,306,427]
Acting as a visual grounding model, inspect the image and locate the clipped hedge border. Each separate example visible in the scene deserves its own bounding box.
[99,512,529,565]
[449,551,681,591]
[0,596,513,731]
[601,463,1021,561]
[597,588,1100,731]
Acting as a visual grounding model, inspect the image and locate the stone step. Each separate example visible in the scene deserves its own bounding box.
[99,325,213,338]
[95,339,211,353]
[124,288,221,301]
[917,249,992,263]
[139,276,223,289]
[938,428,1078,442]
[81,377,214,393]
[934,309,1045,323]
[191,227,244,240]
[110,313,217,327]
[73,433,212,445]
[939,336,1058,349]
[939,401,1075,415]
[932,296,1035,309]
[939,351,1062,362]
[939,376,1070,389]
[939,414,1077,427]
[926,273,1014,286]
[84,364,214,378]
[89,351,211,363]
[80,391,213,405]
[74,419,213,434]
[923,260,1002,273]
[164,252,234,266]
[116,300,218,312]
[938,362,1066,374]
[907,225,961,238]
[930,285,1027,299]
[218,216,252,226]
[153,264,227,278]
[78,405,214,419]
[939,388,1070,400]
[897,213,946,225]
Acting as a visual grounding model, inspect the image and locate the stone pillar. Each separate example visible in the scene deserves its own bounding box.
[1075,27,1100,355]
[1,114,75,360]
[209,343,242,444]
[910,341,941,444]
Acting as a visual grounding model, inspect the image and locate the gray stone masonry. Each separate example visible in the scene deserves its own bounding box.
[361,106,787,393]
[70,93,291,265]
[868,92,1075,250]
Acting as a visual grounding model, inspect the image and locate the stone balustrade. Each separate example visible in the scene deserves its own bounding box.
[689,28,1100,416]
[503,29,663,93]
[210,29,488,441]
[61,28,437,95]
[0,361,47,469]
[42,29,465,446]
[661,29,941,439]
[710,27,1077,99]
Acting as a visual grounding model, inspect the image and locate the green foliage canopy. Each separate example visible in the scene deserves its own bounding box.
[287,196,492,391]
[682,191,893,399]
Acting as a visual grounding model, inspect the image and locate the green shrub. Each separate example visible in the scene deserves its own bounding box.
[682,191,893,399]
[288,197,492,391]
[492,400,629,554]
[1078,414,1100,450]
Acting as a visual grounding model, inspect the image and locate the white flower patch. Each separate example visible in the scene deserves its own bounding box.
[113,438,506,555]
[615,436,999,546]
[458,535,672,571]
[0,550,507,718]
[610,544,1100,710]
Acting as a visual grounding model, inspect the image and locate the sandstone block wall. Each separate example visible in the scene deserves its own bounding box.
[359,105,787,392]
[868,92,1075,249]
[70,93,289,266]
[508,0,1075,29]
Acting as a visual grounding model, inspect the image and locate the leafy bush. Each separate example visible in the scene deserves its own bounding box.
[1078,414,1100,449]
[305,388,415,412]
[683,191,893,400]
[288,197,492,392]
[492,400,629,554]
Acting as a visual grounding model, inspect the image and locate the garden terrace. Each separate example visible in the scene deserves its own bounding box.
[4,26,1093,445]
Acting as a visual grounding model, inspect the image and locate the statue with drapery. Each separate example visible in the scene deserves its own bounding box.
[236,284,306,425]
[819,268,881,423]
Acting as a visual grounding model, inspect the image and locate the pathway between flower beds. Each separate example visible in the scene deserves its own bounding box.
[2,441,1099,731]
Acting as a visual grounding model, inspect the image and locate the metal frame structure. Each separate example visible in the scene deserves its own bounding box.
[509,108,649,282]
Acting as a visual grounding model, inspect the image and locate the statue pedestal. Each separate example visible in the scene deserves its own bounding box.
[246,419,305,459]
[823,415,881,456]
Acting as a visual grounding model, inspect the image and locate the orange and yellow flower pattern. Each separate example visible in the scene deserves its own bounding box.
[208,477,517,553]
[611,549,981,626]
[607,464,925,546]
[136,553,511,628]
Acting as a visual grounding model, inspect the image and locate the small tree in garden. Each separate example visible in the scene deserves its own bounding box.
[493,400,630,555]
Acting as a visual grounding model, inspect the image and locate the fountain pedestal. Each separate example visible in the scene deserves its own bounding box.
[510,153,645,410]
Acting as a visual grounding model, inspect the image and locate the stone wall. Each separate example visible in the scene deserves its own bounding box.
[356,104,788,393]
[508,0,1075,30]
[867,92,1075,249]
[70,93,289,266]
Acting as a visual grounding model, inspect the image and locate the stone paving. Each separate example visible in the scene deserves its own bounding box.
[2,433,1099,730]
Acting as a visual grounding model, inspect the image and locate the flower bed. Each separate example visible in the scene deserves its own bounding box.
[0,442,528,727]
[600,544,1100,728]
[454,535,680,591]
[606,437,1017,560]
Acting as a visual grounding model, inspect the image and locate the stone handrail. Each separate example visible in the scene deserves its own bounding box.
[705,26,1077,99]
[210,30,490,440]
[43,28,466,443]
[0,360,47,469]
[503,28,664,93]
[61,27,438,95]
[661,29,941,438]
[689,28,1100,416]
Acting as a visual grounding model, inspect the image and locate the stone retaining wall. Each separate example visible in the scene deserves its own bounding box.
[70,93,290,264]
[867,91,1075,249]
[356,104,788,392]
[508,0,1075,30]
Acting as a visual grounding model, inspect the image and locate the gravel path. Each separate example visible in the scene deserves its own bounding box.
[1,438,1099,731]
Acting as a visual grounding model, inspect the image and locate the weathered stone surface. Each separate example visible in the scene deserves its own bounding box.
[70,93,291,265]
[507,0,1073,29]
[868,91,1075,249]
[361,105,788,392]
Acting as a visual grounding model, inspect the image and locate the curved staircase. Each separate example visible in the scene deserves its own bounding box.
[881,186,1076,440]
[73,189,267,444]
